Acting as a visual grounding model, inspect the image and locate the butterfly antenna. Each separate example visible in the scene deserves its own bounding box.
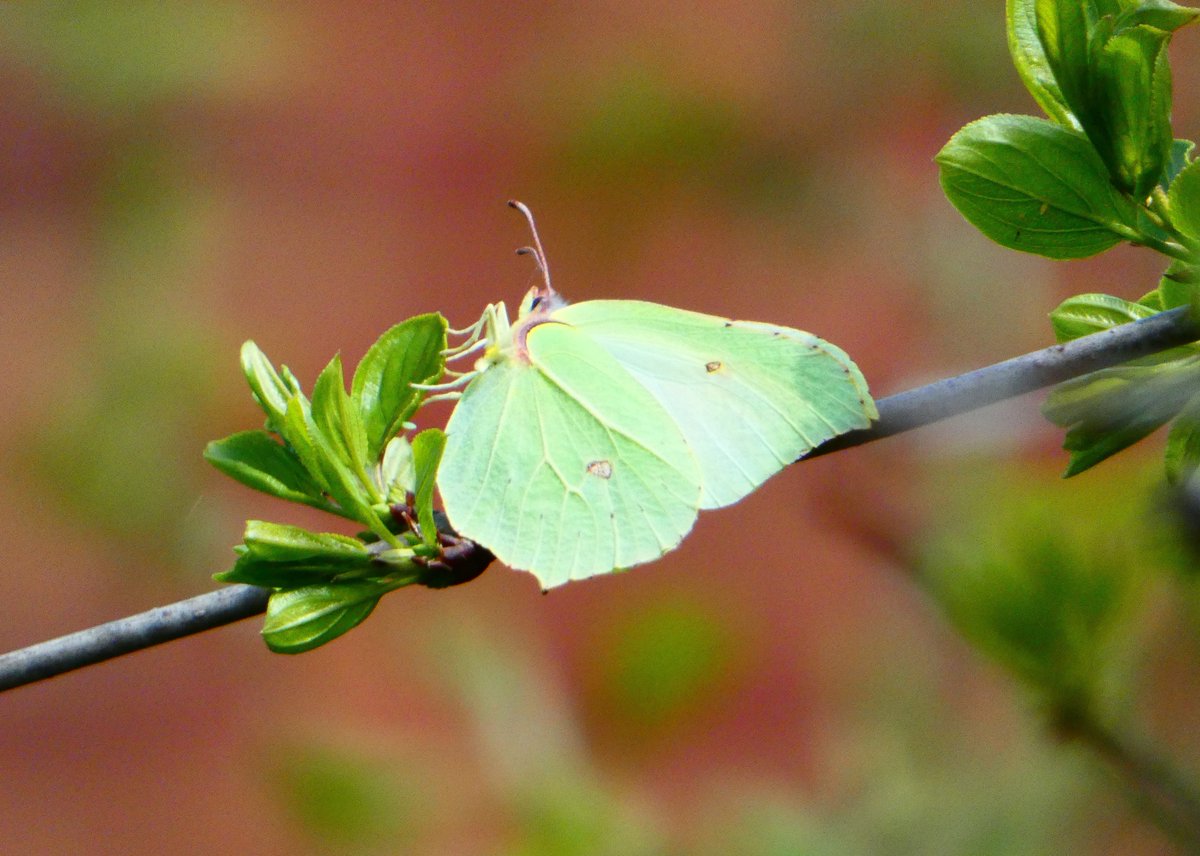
[508,200,554,297]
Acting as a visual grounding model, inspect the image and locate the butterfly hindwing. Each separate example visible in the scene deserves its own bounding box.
[555,300,877,509]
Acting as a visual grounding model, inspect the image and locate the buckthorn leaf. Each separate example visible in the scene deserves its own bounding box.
[938,114,1139,259]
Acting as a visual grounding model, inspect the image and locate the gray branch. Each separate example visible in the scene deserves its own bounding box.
[0,585,269,691]
[2,306,1197,693]
[810,305,1198,456]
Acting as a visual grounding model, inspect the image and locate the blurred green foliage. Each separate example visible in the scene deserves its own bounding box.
[919,462,1152,723]
[698,734,1085,856]
[269,740,424,855]
[825,1,1012,101]
[3,2,286,568]
[22,140,223,560]
[272,587,1107,854]
[0,0,279,114]
[583,597,740,737]
[549,66,812,215]
[507,773,663,856]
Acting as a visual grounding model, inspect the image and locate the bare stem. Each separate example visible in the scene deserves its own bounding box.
[1069,712,1200,854]
[0,586,270,692]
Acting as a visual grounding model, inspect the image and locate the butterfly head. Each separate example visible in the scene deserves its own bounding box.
[505,200,568,361]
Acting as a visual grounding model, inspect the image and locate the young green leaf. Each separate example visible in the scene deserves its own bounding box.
[379,435,416,504]
[1049,293,1157,342]
[411,428,446,549]
[1034,0,1096,130]
[1007,0,1079,127]
[1139,288,1166,309]
[213,521,382,587]
[1165,399,1200,483]
[1157,260,1200,308]
[283,396,394,542]
[242,520,374,564]
[204,430,328,507]
[1090,24,1174,197]
[1169,158,1200,240]
[262,582,396,654]
[1049,291,1197,366]
[937,114,1140,259]
[312,355,371,481]
[351,313,448,461]
[1043,357,1200,475]
[1113,0,1200,35]
[215,521,428,588]
[214,553,364,588]
[281,394,325,489]
[241,341,300,433]
[1163,138,1196,191]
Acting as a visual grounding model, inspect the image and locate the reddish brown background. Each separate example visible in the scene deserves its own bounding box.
[1,3,1196,854]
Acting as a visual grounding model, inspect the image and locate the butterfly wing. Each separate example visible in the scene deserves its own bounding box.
[555,300,876,510]
[439,320,702,587]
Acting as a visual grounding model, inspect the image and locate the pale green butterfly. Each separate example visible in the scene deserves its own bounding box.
[428,202,877,589]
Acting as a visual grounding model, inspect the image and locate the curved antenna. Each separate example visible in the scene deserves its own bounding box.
[508,200,554,297]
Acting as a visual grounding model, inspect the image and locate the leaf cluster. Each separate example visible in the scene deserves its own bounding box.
[202,314,485,653]
[939,0,1200,478]
[921,468,1148,726]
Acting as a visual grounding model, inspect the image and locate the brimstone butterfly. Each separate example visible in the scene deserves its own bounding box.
[431,202,877,588]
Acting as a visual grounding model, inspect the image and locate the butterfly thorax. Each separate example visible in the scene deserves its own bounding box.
[476,285,567,372]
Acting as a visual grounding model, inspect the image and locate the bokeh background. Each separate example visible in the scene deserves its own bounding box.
[3,2,1200,853]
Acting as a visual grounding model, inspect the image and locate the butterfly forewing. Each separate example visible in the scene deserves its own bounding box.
[439,320,701,587]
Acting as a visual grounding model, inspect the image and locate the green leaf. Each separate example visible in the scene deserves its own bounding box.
[1138,288,1166,309]
[262,582,393,654]
[312,355,370,480]
[281,395,326,491]
[1057,293,1200,370]
[1169,157,1200,239]
[411,428,446,548]
[1114,0,1200,34]
[280,364,304,396]
[1157,259,1200,308]
[937,114,1139,259]
[1007,0,1079,126]
[1090,24,1174,197]
[309,384,394,538]
[1049,293,1157,342]
[215,553,362,588]
[1034,0,1096,129]
[1162,138,1195,190]
[379,436,416,505]
[204,430,327,506]
[242,520,373,564]
[351,313,448,461]
[241,341,299,433]
[1165,398,1200,483]
[215,521,426,588]
[284,396,392,539]
[1043,356,1200,475]
[213,521,380,587]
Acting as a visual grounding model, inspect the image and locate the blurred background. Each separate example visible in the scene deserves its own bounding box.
[3,2,1200,853]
